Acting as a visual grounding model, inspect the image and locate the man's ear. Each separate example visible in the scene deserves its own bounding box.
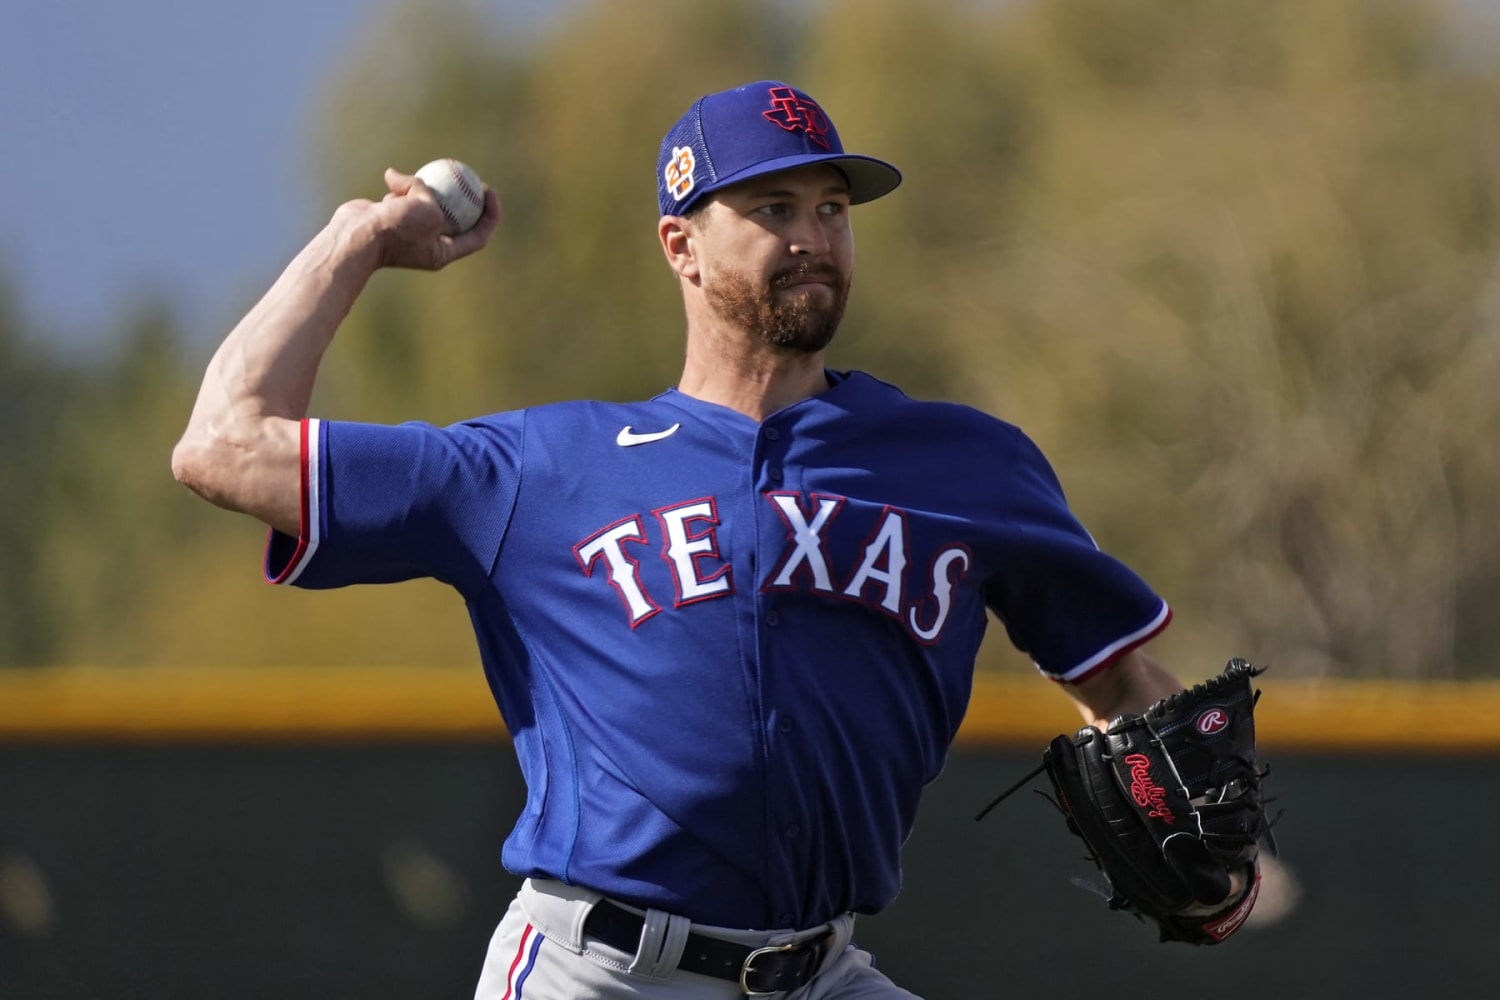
[659,215,700,281]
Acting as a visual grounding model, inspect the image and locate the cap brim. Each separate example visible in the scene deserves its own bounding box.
[677,152,902,214]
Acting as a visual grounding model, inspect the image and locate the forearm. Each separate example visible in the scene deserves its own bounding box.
[1068,647,1184,730]
[173,209,382,532]
[209,212,381,421]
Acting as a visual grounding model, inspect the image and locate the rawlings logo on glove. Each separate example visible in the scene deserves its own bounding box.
[979,659,1278,945]
[1124,753,1176,821]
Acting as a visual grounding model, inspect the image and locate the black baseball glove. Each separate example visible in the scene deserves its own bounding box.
[979,658,1275,945]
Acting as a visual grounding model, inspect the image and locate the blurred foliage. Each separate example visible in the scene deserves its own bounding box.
[5,0,1500,678]
[0,279,72,664]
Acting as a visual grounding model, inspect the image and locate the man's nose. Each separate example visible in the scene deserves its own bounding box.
[788,212,832,256]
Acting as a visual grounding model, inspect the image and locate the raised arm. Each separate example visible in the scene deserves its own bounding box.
[170,168,500,535]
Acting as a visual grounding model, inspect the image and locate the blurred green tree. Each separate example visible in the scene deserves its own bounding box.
[943,0,1500,678]
[10,0,1500,678]
[0,280,70,665]
[32,302,211,665]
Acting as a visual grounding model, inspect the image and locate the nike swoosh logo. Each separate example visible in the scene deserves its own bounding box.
[616,423,681,447]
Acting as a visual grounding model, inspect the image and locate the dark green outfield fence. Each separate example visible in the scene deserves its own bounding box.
[1,668,1492,998]
[0,741,1484,999]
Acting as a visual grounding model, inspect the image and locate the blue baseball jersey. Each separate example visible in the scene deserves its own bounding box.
[265,370,1169,930]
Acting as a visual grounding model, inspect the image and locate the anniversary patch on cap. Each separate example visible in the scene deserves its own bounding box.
[664,145,698,204]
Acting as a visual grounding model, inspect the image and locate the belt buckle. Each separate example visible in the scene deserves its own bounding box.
[739,941,806,996]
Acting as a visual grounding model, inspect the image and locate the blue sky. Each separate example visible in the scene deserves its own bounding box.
[1,0,380,352]
[0,0,562,356]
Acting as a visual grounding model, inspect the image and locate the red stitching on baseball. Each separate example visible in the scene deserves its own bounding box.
[447,160,483,211]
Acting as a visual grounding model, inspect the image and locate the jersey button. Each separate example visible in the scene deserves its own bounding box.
[786,823,801,838]
[778,912,794,926]
[763,427,781,440]
[768,467,783,482]
[779,717,793,733]
[765,610,781,627]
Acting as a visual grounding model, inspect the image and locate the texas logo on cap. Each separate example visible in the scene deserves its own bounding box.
[762,85,832,150]
[656,80,902,216]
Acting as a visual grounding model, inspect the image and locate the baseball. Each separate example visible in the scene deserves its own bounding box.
[414,158,486,235]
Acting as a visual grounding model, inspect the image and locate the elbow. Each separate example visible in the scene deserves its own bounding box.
[171,434,211,497]
[171,431,234,507]
[169,420,300,535]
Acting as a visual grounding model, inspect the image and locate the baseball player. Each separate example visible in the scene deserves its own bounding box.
[172,81,1228,998]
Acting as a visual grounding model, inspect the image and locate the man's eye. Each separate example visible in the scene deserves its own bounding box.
[757,204,788,217]
[819,202,847,216]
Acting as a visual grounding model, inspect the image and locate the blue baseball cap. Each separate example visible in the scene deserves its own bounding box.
[657,81,903,216]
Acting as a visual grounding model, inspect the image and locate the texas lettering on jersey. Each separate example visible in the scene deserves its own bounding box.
[572,490,972,644]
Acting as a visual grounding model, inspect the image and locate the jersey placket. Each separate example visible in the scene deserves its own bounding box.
[750,415,811,929]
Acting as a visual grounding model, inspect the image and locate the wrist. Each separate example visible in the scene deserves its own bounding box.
[323,202,388,277]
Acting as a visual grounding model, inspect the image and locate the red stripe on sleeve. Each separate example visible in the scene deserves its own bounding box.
[266,419,314,585]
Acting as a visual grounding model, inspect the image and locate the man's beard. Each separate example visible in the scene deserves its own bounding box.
[704,262,851,353]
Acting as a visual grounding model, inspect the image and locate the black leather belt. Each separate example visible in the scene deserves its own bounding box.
[582,899,833,995]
